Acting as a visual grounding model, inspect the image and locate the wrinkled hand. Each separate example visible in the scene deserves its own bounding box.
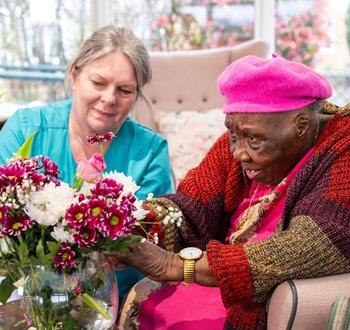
[113,236,182,283]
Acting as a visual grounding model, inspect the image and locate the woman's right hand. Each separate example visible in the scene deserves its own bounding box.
[113,237,183,283]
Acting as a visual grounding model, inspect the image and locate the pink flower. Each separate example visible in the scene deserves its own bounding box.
[53,243,76,270]
[90,178,123,199]
[74,284,82,296]
[88,198,107,219]
[1,214,34,236]
[86,132,115,144]
[97,204,134,239]
[73,227,99,248]
[65,202,89,229]
[0,163,26,185]
[41,156,60,177]
[76,153,106,182]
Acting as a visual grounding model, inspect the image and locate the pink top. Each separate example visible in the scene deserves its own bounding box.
[226,147,315,244]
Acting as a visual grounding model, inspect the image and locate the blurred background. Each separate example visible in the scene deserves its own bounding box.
[0,0,349,111]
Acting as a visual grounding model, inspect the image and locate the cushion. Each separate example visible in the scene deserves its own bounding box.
[155,108,226,185]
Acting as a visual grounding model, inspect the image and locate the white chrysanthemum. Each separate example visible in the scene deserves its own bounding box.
[25,182,75,226]
[132,199,149,220]
[25,205,58,226]
[51,225,74,243]
[103,171,140,196]
[0,237,12,255]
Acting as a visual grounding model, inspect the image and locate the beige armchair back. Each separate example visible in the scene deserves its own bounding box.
[132,40,270,131]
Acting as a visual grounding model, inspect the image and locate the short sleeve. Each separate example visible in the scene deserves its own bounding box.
[0,110,27,164]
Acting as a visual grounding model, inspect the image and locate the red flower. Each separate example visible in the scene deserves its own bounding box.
[88,198,107,220]
[0,206,9,223]
[73,227,100,248]
[143,205,164,245]
[31,171,50,186]
[74,284,82,296]
[86,132,115,144]
[0,163,26,185]
[0,214,34,236]
[91,178,123,199]
[53,243,76,270]
[65,203,89,229]
[41,156,60,177]
[97,204,134,240]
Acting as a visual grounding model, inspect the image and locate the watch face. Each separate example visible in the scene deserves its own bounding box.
[179,247,203,260]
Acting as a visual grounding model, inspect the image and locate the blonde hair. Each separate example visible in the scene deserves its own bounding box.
[64,25,152,98]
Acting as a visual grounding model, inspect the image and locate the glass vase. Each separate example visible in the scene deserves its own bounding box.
[0,252,118,330]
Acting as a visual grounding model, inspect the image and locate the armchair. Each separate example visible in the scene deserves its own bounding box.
[267,273,350,329]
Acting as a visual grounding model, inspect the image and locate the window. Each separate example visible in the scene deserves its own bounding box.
[0,0,90,103]
[0,0,348,106]
[275,0,350,106]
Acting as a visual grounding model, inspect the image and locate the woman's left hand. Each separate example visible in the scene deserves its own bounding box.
[113,237,183,283]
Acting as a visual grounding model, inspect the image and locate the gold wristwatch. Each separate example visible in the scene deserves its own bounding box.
[178,247,203,283]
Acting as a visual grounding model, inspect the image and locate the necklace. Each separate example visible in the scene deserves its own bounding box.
[69,123,98,160]
[236,183,260,230]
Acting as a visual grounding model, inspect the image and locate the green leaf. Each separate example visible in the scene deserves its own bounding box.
[0,275,16,304]
[16,130,38,159]
[107,235,142,254]
[18,241,29,263]
[35,241,62,265]
[0,92,6,99]
[47,241,61,256]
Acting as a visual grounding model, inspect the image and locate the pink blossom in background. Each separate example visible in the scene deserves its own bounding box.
[77,153,106,182]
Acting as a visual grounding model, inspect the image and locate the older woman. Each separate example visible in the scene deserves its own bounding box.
[115,55,350,329]
[0,26,173,304]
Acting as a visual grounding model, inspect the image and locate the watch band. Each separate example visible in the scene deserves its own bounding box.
[183,259,195,283]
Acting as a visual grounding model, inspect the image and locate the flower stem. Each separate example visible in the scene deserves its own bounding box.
[138,221,163,225]
[100,144,105,158]
[78,292,110,320]
[72,176,84,190]
[41,228,45,247]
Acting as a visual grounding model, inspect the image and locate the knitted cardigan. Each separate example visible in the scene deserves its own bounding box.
[145,108,350,329]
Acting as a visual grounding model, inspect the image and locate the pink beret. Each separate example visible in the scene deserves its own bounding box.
[218,54,332,113]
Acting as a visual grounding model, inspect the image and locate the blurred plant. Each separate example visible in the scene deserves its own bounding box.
[149,0,329,67]
[150,10,205,50]
[275,0,329,67]
[149,0,253,50]
[346,2,350,54]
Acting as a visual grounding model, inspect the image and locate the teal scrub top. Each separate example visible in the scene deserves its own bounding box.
[0,99,174,304]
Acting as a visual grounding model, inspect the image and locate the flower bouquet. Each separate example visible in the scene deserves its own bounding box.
[0,131,148,329]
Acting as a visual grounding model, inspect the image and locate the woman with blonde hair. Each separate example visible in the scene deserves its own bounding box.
[0,25,173,304]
